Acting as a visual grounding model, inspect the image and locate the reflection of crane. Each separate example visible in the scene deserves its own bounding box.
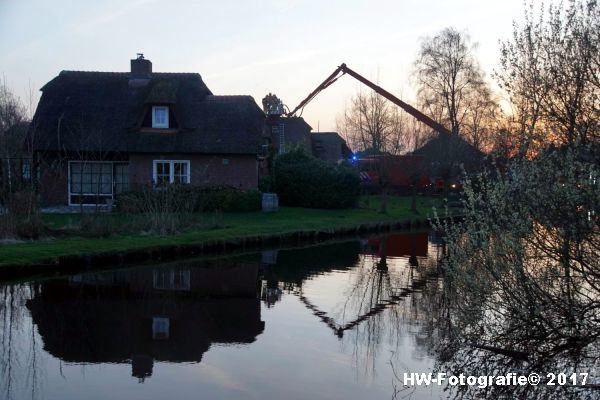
[287,63,452,136]
[298,264,442,338]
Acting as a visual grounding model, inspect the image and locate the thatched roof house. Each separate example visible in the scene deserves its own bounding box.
[31,55,265,206]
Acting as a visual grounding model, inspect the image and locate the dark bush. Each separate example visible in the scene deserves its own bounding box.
[272,148,360,209]
[115,185,261,214]
[221,188,262,212]
[0,188,43,239]
[199,186,262,212]
[258,176,274,193]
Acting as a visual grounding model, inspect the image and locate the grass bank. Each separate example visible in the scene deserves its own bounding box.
[0,196,451,268]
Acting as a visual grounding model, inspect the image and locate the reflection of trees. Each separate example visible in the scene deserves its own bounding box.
[278,234,444,378]
[341,250,442,379]
[427,145,600,399]
[433,278,600,399]
[0,283,43,400]
[407,239,600,399]
[293,237,442,333]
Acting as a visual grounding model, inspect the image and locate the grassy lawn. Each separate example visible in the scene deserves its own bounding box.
[0,195,449,267]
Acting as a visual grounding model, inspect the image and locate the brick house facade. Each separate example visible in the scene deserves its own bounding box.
[30,56,264,206]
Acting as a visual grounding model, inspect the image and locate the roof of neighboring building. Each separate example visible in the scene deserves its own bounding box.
[31,70,264,155]
[280,116,312,132]
[311,132,343,140]
[311,132,353,161]
[412,134,484,173]
[265,116,312,152]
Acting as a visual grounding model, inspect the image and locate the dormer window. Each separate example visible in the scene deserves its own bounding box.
[152,106,169,128]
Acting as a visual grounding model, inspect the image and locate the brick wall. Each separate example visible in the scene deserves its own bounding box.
[39,153,258,206]
[129,153,258,189]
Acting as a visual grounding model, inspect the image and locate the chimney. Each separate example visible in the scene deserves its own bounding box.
[130,53,152,78]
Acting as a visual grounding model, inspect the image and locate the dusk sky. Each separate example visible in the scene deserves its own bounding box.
[1,0,525,131]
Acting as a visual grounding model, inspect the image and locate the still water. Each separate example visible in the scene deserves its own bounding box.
[0,232,446,400]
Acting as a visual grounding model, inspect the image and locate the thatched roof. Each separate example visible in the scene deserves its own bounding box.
[31,71,264,155]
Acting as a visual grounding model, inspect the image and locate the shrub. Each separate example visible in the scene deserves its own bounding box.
[78,213,122,238]
[272,148,360,209]
[219,188,261,212]
[258,176,274,193]
[0,188,43,239]
[199,186,261,212]
[115,185,261,214]
[113,185,199,235]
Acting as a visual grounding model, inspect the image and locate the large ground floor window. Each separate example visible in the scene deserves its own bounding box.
[68,161,129,205]
[152,160,190,185]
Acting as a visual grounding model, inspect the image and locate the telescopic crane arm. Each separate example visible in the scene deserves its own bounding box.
[286,63,452,136]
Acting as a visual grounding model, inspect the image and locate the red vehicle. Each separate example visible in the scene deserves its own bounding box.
[355,155,430,192]
[362,232,429,258]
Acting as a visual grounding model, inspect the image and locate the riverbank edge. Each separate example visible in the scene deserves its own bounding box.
[0,215,462,281]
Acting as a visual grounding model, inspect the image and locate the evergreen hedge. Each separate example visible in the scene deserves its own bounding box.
[272,148,360,209]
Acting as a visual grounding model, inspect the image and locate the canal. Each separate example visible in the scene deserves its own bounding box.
[1,232,444,399]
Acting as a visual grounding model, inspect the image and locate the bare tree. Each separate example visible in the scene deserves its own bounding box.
[403,117,437,153]
[413,27,485,137]
[0,78,27,149]
[337,88,413,213]
[413,27,497,199]
[433,143,599,399]
[496,0,600,154]
[0,79,38,239]
[337,88,409,156]
[462,85,502,152]
[425,3,600,398]
[0,78,28,193]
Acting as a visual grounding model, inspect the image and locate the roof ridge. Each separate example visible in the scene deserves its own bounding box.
[207,94,253,98]
[59,70,201,76]
[60,70,128,75]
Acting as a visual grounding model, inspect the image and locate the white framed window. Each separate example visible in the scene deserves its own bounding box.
[152,106,169,128]
[68,161,129,205]
[152,160,190,185]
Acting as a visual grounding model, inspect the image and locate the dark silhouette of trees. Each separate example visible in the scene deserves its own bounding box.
[496,0,600,154]
[337,88,410,156]
[413,27,492,141]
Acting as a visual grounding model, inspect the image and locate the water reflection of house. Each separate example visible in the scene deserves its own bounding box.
[26,260,264,381]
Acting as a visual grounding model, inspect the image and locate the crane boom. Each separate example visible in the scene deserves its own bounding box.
[287,63,452,136]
